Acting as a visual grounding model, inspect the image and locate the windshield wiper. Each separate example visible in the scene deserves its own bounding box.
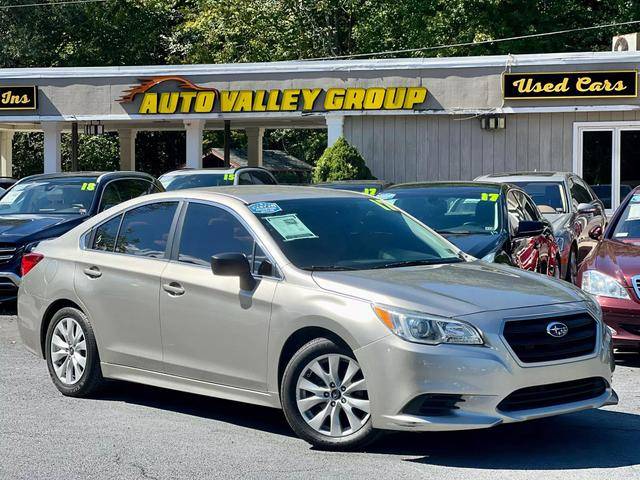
[305,265,358,271]
[371,258,463,269]
[437,229,472,234]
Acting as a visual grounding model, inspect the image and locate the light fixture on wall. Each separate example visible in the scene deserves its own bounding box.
[83,121,105,135]
[480,114,506,130]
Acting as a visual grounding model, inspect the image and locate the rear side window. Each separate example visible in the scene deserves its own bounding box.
[178,203,254,266]
[251,171,277,185]
[115,202,178,258]
[92,214,122,251]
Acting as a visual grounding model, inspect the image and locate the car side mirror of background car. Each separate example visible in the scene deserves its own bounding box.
[516,220,545,237]
[577,202,598,215]
[588,225,603,241]
[211,253,256,291]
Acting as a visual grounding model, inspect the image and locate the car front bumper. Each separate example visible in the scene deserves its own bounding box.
[355,310,616,432]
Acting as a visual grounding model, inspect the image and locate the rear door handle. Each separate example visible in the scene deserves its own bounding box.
[162,282,185,296]
[83,266,102,278]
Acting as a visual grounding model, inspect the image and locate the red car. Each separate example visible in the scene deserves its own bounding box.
[578,187,640,352]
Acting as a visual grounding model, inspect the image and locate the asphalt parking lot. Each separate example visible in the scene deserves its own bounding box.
[1,314,639,480]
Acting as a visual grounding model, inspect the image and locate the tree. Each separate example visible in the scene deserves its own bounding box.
[312,136,372,182]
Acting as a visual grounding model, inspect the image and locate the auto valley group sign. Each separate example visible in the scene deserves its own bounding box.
[503,70,638,99]
[118,76,428,114]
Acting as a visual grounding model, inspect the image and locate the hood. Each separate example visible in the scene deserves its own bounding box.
[312,261,586,318]
[542,212,572,234]
[0,214,82,243]
[441,232,506,259]
[589,239,640,286]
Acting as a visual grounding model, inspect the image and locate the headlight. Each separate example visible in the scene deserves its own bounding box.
[581,270,630,300]
[373,305,484,345]
[481,251,496,263]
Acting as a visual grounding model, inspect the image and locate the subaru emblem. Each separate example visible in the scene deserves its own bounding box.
[546,321,569,338]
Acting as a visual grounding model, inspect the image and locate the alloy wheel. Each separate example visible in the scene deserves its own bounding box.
[295,354,370,437]
[50,317,87,385]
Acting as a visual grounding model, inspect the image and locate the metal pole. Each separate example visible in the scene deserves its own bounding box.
[71,122,79,171]
[223,120,231,168]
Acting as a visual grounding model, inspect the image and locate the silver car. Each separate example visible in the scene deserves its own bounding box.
[17,186,617,450]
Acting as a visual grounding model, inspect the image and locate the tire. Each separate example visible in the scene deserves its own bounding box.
[565,246,578,284]
[552,256,562,279]
[45,307,105,397]
[280,338,381,450]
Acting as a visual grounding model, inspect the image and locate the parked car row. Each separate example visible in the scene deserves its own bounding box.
[16,184,617,451]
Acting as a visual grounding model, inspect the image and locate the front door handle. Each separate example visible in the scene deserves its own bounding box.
[162,282,185,296]
[83,266,102,278]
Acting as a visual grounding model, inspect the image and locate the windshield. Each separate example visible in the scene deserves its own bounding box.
[160,172,234,191]
[250,197,463,270]
[510,181,566,213]
[380,186,502,234]
[611,193,640,241]
[0,176,98,215]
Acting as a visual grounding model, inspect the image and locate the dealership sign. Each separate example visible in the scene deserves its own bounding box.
[503,71,638,99]
[0,86,37,110]
[119,77,427,114]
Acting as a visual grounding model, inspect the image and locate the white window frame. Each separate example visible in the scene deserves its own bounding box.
[573,120,640,213]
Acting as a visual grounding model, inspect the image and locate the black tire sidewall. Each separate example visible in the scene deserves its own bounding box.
[280,337,379,450]
[45,307,103,397]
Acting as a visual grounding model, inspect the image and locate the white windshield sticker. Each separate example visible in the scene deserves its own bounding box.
[265,214,317,241]
[377,192,396,200]
[628,203,640,220]
[249,202,282,214]
[615,232,629,237]
[0,188,24,204]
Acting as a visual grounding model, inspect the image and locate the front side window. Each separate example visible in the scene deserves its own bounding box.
[511,181,566,213]
[250,197,462,271]
[178,203,254,266]
[517,192,539,221]
[238,172,253,185]
[0,176,98,215]
[160,173,234,191]
[569,178,592,206]
[250,170,277,185]
[115,202,178,258]
[611,193,640,241]
[384,186,502,234]
[507,191,525,232]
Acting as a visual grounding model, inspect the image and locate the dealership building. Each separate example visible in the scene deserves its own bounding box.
[1,50,640,210]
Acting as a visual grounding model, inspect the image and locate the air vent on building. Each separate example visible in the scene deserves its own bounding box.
[612,33,640,51]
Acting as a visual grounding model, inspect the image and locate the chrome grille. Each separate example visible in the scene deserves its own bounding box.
[503,313,597,363]
[0,244,17,263]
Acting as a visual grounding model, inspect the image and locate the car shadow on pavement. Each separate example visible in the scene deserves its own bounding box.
[97,381,296,438]
[615,352,640,368]
[369,408,640,470]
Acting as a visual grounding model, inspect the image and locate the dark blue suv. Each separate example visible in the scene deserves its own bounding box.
[0,171,163,302]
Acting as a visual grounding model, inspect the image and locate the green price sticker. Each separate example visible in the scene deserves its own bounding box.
[81,182,96,191]
[223,173,235,181]
[363,188,378,195]
[480,192,500,201]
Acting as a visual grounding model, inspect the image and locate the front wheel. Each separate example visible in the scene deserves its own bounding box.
[45,307,105,397]
[280,338,380,450]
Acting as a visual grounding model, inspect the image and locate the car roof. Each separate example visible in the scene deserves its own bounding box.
[476,171,569,182]
[315,180,389,186]
[159,167,270,177]
[152,185,365,204]
[19,171,155,182]
[388,180,507,190]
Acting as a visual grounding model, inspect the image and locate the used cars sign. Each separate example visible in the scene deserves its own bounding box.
[503,70,638,99]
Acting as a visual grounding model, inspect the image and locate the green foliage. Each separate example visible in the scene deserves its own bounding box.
[312,137,372,183]
[61,133,120,172]
[11,133,43,179]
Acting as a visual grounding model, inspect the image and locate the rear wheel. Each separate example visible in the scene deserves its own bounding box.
[280,338,380,450]
[45,307,105,397]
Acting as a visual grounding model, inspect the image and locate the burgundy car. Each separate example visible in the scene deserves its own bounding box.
[578,187,640,352]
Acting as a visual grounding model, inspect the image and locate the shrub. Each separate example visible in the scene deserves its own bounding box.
[312,136,373,183]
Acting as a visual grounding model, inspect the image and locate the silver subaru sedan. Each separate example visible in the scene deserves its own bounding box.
[17,186,617,450]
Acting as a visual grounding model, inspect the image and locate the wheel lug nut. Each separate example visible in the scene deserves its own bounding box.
[330,382,335,388]
[331,401,336,406]
[341,398,346,403]
[340,386,346,391]
[324,392,329,398]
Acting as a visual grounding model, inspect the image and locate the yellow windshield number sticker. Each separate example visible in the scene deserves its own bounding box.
[223,173,235,181]
[81,182,96,191]
[363,187,378,195]
[480,192,500,201]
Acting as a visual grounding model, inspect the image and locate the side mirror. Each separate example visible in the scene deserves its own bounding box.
[577,202,597,215]
[516,220,545,237]
[588,225,603,241]
[211,253,256,291]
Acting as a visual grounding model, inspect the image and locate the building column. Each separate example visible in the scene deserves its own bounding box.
[118,129,137,171]
[325,114,344,146]
[246,127,264,167]
[42,122,63,173]
[0,131,14,177]
[184,119,205,169]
